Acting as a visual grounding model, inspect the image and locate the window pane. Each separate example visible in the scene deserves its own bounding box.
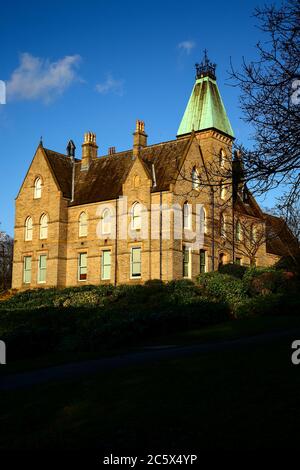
[102,251,111,280]
[131,248,141,276]
[102,265,110,279]
[79,213,88,237]
[40,255,46,269]
[200,250,206,273]
[24,256,32,283]
[132,248,141,262]
[25,218,33,241]
[34,178,42,198]
[79,253,87,280]
[132,204,141,230]
[38,255,47,283]
[183,247,190,277]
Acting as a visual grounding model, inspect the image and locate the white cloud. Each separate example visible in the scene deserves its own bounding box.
[7,53,81,103]
[178,41,196,55]
[95,74,124,96]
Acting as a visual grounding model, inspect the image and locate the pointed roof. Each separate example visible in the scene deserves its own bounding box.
[177,52,234,138]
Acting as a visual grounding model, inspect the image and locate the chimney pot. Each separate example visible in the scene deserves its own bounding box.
[81,131,98,170]
[108,146,116,155]
[133,119,147,157]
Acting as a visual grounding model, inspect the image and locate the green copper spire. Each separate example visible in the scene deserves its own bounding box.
[177,51,234,138]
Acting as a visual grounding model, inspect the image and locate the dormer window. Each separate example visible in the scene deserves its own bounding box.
[34,177,42,199]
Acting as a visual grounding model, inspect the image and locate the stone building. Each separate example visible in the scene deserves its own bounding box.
[12,55,290,290]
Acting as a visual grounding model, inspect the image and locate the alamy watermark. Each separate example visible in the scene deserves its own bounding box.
[0,80,6,104]
[94,197,205,250]
[291,340,300,365]
[0,340,6,364]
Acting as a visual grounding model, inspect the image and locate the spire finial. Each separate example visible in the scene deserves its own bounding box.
[195,50,216,80]
[39,136,43,147]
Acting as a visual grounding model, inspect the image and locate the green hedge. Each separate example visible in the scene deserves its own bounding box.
[0,280,229,360]
[1,270,299,361]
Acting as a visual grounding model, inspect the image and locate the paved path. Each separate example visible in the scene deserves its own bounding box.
[1,328,299,391]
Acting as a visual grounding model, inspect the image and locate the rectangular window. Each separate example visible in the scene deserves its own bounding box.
[101,250,111,280]
[235,257,242,265]
[131,247,141,278]
[183,246,191,278]
[38,255,47,283]
[200,249,206,274]
[23,256,32,284]
[78,252,87,281]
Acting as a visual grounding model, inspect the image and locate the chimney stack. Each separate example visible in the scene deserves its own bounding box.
[133,120,147,157]
[108,146,116,155]
[81,132,98,170]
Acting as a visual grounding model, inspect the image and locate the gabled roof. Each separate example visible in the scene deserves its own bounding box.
[234,191,264,219]
[42,137,191,206]
[43,148,75,198]
[177,76,234,138]
[264,213,299,257]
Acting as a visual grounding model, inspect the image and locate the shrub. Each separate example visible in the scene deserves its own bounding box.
[234,294,281,318]
[242,266,276,293]
[218,263,247,279]
[243,269,292,296]
[196,272,247,311]
[275,254,300,274]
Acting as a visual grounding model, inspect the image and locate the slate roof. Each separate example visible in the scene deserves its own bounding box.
[264,213,299,257]
[234,191,264,219]
[233,193,298,258]
[44,149,74,199]
[43,137,191,205]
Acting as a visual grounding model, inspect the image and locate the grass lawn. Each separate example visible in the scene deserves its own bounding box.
[1,327,300,450]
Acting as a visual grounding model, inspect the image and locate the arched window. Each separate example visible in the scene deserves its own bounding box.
[200,207,207,234]
[183,202,192,230]
[220,181,226,200]
[132,202,142,230]
[102,208,111,235]
[251,224,258,243]
[25,217,33,241]
[220,213,226,238]
[40,214,48,239]
[236,220,242,242]
[192,167,200,190]
[34,177,42,199]
[219,150,226,168]
[79,212,88,237]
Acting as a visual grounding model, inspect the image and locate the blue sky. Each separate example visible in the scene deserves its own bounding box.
[0,0,280,236]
